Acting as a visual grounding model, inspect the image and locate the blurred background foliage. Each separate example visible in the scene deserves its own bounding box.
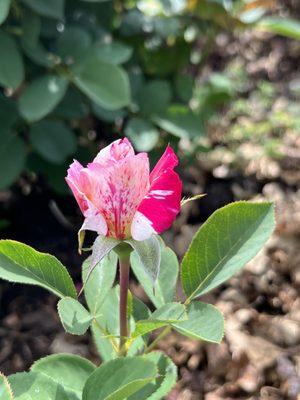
[0,0,299,194]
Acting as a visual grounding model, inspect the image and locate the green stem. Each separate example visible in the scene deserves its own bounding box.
[144,326,172,354]
[119,253,130,356]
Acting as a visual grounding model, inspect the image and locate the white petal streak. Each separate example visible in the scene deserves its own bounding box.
[146,189,174,200]
[131,211,156,241]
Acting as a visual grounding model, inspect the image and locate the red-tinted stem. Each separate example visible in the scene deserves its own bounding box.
[119,254,130,355]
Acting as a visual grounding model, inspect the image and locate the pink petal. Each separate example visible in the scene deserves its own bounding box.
[66,160,89,214]
[93,138,134,165]
[131,211,156,241]
[66,160,108,238]
[137,146,182,234]
[150,145,179,183]
[79,203,108,236]
[83,152,150,239]
[66,141,181,242]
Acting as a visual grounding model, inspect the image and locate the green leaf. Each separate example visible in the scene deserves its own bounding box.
[259,17,300,40]
[21,0,65,19]
[128,352,177,400]
[83,236,120,285]
[132,296,151,322]
[19,75,68,122]
[0,133,26,189]
[57,27,92,64]
[58,297,93,335]
[181,202,275,300]
[0,0,10,25]
[91,323,117,362]
[29,120,77,164]
[83,252,118,316]
[0,32,24,89]
[131,243,179,308]
[32,353,95,400]
[0,95,19,131]
[173,301,224,343]
[153,105,205,139]
[94,285,120,338]
[137,80,171,116]
[53,88,89,119]
[133,303,186,338]
[175,74,194,102]
[73,58,130,110]
[22,41,55,67]
[21,9,41,48]
[82,357,157,400]
[93,41,133,65]
[27,153,69,194]
[91,103,126,123]
[0,240,77,298]
[126,236,161,286]
[154,17,181,38]
[92,287,146,361]
[125,117,159,152]
[0,372,13,400]
[139,41,190,77]
[150,302,186,322]
[8,371,71,399]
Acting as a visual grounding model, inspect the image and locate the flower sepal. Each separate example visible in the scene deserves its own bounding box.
[81,233,161,290]
[125,235,161,286]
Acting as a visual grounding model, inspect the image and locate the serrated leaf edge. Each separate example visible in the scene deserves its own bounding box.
[57,297,93,336]
[0,240,77,299]
[0,371,14,399]
[181,201,275,302]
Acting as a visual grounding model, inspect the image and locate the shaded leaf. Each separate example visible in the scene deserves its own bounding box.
[153,105,205,139]
[73,58,130,110]
[0,133,26,189]
[0,32,24,89]
[93,41,133,65]
[175,74,194,102]
[137,80,171,116]
[91,103,126,123]
[21,10,41,47]
[19,75,68,122]
[125,117,159,152]
[29,120,77,164]
[0,0,10,25]
[53,88,89,119]
[21,0,65,20]
[22,41,55,67]
[57,27,92,64]
[0,95,19,131]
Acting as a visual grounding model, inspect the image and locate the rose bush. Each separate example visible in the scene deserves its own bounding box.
[0,140,275,399]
